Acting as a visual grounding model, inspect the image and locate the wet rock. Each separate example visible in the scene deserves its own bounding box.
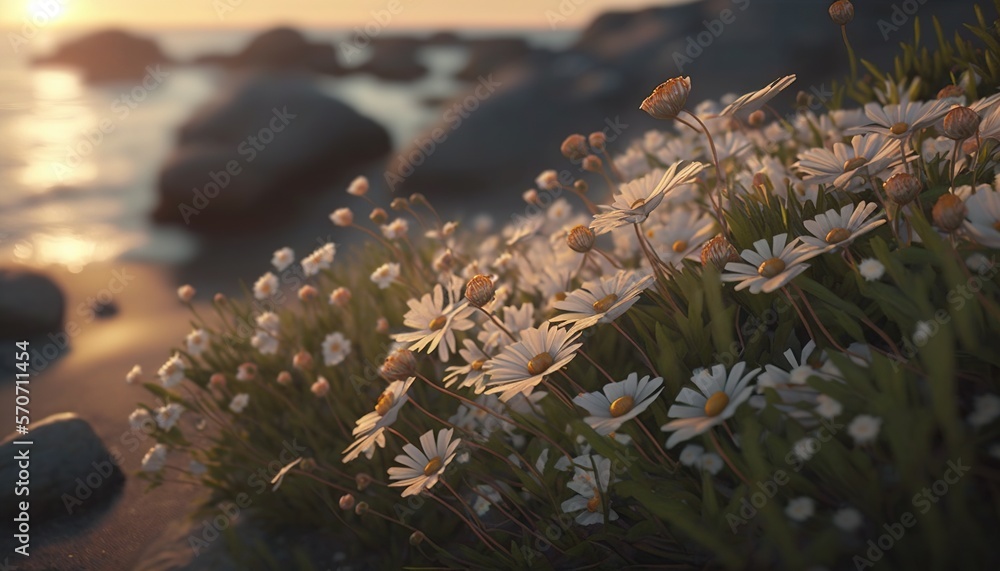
[32,29,171,83]
[455,38,533,81]
[153,76,391,232]
[0,268,64,340]
[355,37,428,81]
[193,27,344,75]
[0,413,124,522]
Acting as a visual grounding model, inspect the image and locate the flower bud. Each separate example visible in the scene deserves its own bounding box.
[375,316,389,334]
[299,457,316,471]
[795,91,813,109]
[339,494,356,511]
[330,286,352,307]
[298,285,318,301]
[370,207,388,224]
[828,0,854,25]
[932,193,967,232]
[573,180,588,194]
[276,371,293,385]
[752,172,773,193]
[347,176,369,196]
[311,376,330,397]
[560,134,589,161]
[330,207,354,227]
[942,106,981,140]
[566,225,596,253]
[293,351,313,371]
[937,85,965,100]
[747,109,766,127]
[354,501,369,516]
[390,197,408,211]
[236,362,257,381]
[883,172,922,205]
[209,373,227,389]
[588,131,607,152]
[213,292,226,304]
[465,274,495,307]
[177,284,196,303]
[409,531,426,546]
[356,472,373,491]
[536,170,560,190]
[409,192,427,205]
[640,76,691,120]
[700,235,740,270]
[962,137,979,156]
[380,348,417,381]
[522,189,540,205]
[582,154,603,173]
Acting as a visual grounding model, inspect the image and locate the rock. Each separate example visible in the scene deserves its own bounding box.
[33,29,171,83]
[153,76,391,232]
[0,268,64,340]
[0,413,124,522]
[455,38,533,81]
[193,27,344,75]
[355,37,428,81]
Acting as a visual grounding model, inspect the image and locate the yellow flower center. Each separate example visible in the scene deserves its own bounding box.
[704,391,730,417]
[375,391,394,416]
[592,293,620,313]
[527,352,554,375]
[609,395,635,417]
[825,227,851,244]
[423,456,443,476]
[842,156,868,171]
[757,257,786,278]
[890,121,909,135]
[630,198,647,209]
[429,315,447,331]
[554,292,567,302]
[586,493,601,512]
[671,239,688,253]
[470,359,486,371]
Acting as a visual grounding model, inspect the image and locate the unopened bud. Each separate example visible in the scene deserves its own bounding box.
[700,235,740,270]
[883,172,922,205]
[276,371,293,385]
[375,316,389,334]
[560,134,589,161]
[747,109,766,127]
[828,0,854,25]
[339,494,356,510]
[582,154,603,173]
[380,348,417,381]
[942,106,981,140]
[213,292,226,304]
[370,207,388,224]
[573,180,588,194]
[409,192,427,205]
[390,198,408,211]
[354,501,369,515]
[567,225,596,253]
[347,176,369,196]
[356,472,373,491]
[588,131,607,152]
[311,376,330,397]
[293,351,313,371]
[298,285,318,301]
[177,284,196,303]
[409,531,426,546]
[932,193,967,232]
[937,85,965,100]
[209,373,227,388]
[522,189,540,205]
[465,274,496,307]
[330,286,352,307]
[640,76,691,120]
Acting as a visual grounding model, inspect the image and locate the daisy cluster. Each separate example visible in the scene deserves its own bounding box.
[131,13,1000,570]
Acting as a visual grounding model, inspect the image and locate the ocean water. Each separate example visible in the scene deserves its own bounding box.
[0,27,577,272]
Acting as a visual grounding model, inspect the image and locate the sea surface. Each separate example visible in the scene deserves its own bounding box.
[0,27,577,272]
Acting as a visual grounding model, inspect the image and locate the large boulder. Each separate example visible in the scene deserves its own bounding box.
[355,37,428,81]
[455,38,534,81]
[33,30,171,83]
[152,76,391,232]
[193,27,344,75]
[0,268,64,340]
[0,413,124,522]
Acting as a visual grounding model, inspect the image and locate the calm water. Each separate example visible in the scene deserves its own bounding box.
[0,27,577,272]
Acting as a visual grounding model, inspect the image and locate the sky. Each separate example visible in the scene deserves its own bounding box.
[0,0,687,29]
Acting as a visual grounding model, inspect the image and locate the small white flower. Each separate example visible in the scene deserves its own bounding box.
[801,201,885,252]
[141,444,168,472]
[833,507,863,532]
[253,272,279,300]
[330,287,352,307]
[551,270,654,332]
[158,354,185,388]
[382,218,409,240]
[560,455,619,525]
[330,207,354,227]
[858,258,885,281]
[371,262,401,289]
[322,332,352,366]
[347,175,369,196]
[785,497,815,522]
[126,365,142,385]
[177,284,195,303]
[793,437,818,461]
[721,234,818,294]
[473,485,503,516]
[388,428,461,497]
[679,444,704,467]
[343,378,414,463]
[255,311,281,335]
[485,322,583,402]
[128,408,153,431]
[394,283,475,362]
[848,414,882,445]
[155,403,184,430]
[536,169,560,190]
[969,394,1000,427]
[662,363,760,449]
[311,376,330,397]
[699,453,724,475]
[302,243,336,277]
[251,330,279,355]
[229,393,250,413]
[185,329,209,357]
[271,247,295,271]
[815,394,843,419]
[913,321,934,345]
[572,373,664,435]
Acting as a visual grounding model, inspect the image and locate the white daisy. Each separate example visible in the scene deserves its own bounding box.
[963,188,1000,248]
[793,133,899,191]
[347,175,369,196]
[721,75,796,122]
[801,201,885,252]
[322,332,352,366]
[721,234,818,294]
[253,272,279,300]
[560,455,618,525]
[848,414,882,445]
[661,362,760,449]
[815,394,843,419]
[590,162,705,234]
[472,485,503,516]
[343,378,414,463]
[698,452,724,475]
[858,258,886,281]
[573,373,664,435]
[646,208,717,268]
[158,353,185,388]
[443,339,492,394]
[302,243,336,277]
[551,270,654,332]
[381,218,410,240]
[271,247,295,271]
[484,322,583,402]
[394,283,475,362]
[792,437,818,461]
[478,303,536,353]
[388,428,461,497]
[849,99,952,139]
[330,208,354,227]
[255,311,281,335]
[251,330,279,355]
[785,497,815,522]
[185,329,209,357]
[128,408,152,430]
[678,444,704,466]
[141,444,168,472]
[155,403,184,430]
[229,393,250,413]
[371,262,401,289]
